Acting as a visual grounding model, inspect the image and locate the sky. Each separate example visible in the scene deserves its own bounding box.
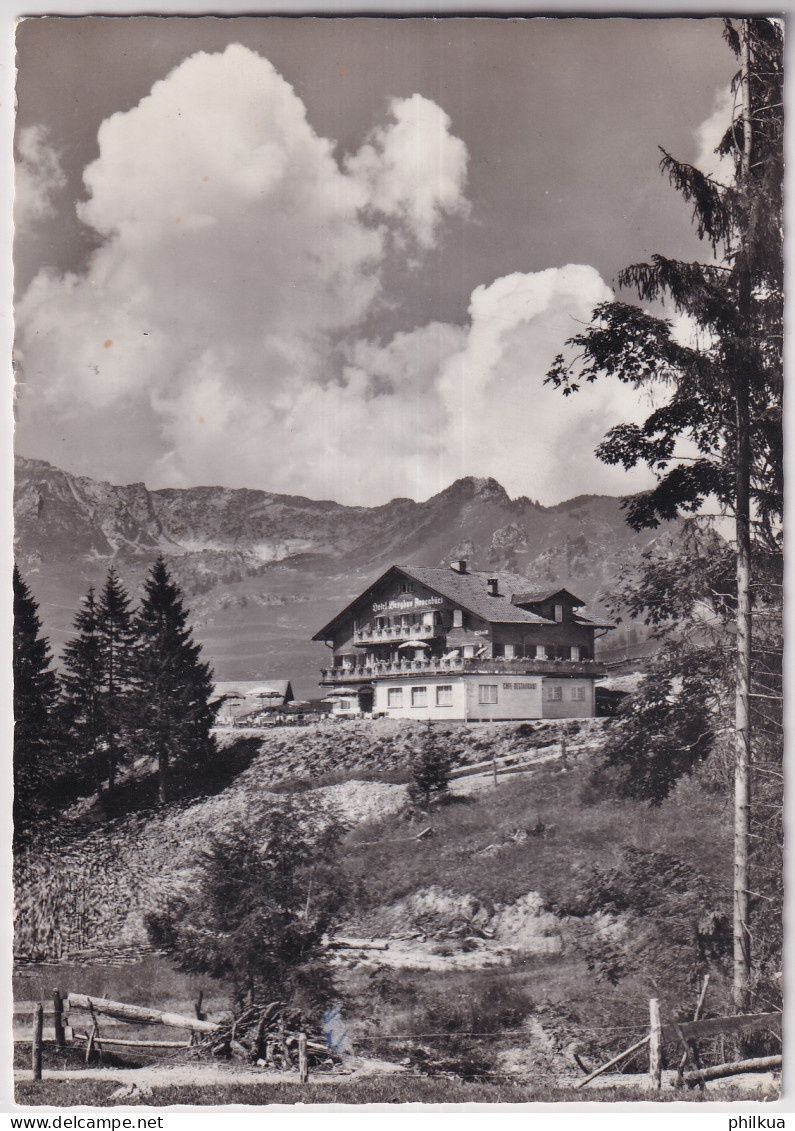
[12,16,738,507]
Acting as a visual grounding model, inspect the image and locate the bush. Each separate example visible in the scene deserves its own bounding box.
[146,798,348,1011]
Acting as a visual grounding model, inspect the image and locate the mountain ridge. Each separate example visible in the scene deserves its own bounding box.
[14,456,662,698]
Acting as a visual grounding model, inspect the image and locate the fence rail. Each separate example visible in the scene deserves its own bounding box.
[16,985,783,1092]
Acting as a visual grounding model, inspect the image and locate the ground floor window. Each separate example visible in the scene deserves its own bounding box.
[548,685,562,701]
[387,687,403,708]
[436,684,453,706]
[572,686,585,701]
[411,686,428,707]
[337,699,352,711]
[478,684,498,705]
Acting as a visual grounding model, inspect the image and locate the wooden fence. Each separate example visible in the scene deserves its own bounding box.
[17,990,312,1084]
[17,985,782,1090]
[577,989,782,1091]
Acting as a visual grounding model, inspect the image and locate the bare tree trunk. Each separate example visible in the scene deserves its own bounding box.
[732,17,753,1011]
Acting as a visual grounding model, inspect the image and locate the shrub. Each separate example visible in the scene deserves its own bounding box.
[146,798,348,1011]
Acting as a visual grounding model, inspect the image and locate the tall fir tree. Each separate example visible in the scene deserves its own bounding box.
[13,565,58,829]
[97,567,138,793]
[134,556,217,804]
[544,18,782,1010]
[61,569,138,805]
[61,586,105,801]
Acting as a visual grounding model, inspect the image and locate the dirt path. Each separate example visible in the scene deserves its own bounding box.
[15,1056,407,1093]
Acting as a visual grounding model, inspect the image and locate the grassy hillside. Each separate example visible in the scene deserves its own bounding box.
[15,717,742,1090]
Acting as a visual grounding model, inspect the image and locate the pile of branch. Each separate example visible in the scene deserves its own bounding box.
[194,1001,333,1069]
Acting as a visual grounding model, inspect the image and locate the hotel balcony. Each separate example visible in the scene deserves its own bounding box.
[353,623,440,646]
[320,656,606,684]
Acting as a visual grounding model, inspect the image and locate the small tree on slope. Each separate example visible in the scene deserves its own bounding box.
[409,723,459,809]
[146,800,347,1010]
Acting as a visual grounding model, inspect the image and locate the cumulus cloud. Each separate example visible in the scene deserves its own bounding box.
[346,94,470,249]
[14,125,66,232]
[694,86,736,182]
[15,44,656,507]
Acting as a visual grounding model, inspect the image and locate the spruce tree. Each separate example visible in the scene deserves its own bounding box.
[61,586,105,801]
[13,565,58,828]
[97,567,138,792]
[61,569,138,805]
[134,556,216,804]
[545,19,782,1010]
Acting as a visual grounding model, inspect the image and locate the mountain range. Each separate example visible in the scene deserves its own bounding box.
[14,457,664,699]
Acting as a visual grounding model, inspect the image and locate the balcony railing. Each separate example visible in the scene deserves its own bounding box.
[321,656,606,683]
[353,623,439,646]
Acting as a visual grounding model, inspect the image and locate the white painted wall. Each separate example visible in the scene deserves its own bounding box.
[374,677,468,720]
[464,676,544,721]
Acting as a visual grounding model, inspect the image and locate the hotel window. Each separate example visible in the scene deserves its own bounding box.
[400,581,415,594]
[463,645,475,659]
[570,645,581,661]
[478,684,498,705]
[338,699,351,711]
[535,645,547,659]
[452,608,464,628]
[411,686,428,707]
[572,686,585,701]
[548,685,563,701]
[387,687,403,708]
[436,685,453,706]
[504,643,516,659]
[554,603,563,622]
[492,643,504,658]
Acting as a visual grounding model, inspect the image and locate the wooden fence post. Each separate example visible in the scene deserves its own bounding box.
[649,998,662,1090]
[53,989,65,1049]
[492,757,498,787]
[298,1032,309,1084]
[32,1003,43,1081]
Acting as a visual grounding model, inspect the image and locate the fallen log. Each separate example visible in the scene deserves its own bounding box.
[72,1033,190,1049]
[67,993,218,1034]
[684,1055,782,1085]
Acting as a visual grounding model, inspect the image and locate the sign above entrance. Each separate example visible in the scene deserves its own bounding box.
[373,596,444,613]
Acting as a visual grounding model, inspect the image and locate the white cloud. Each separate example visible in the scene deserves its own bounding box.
[15,45,656,507]
[14,125,66,233]
[350,265,659,504]
[346,94,470,249]
[694,86,736,182]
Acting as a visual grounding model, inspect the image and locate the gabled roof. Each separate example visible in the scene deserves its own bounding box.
[511,587,586,608]
[398,565,556,625]
[313,565,556,639]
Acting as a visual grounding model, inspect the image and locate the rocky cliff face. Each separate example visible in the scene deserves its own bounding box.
[14,457,662,698]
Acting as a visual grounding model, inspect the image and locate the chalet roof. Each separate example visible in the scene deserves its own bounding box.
[398,565,556,625]
[313,565,558,639]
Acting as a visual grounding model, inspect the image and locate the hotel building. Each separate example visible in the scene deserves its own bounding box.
[313,560,613,721]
